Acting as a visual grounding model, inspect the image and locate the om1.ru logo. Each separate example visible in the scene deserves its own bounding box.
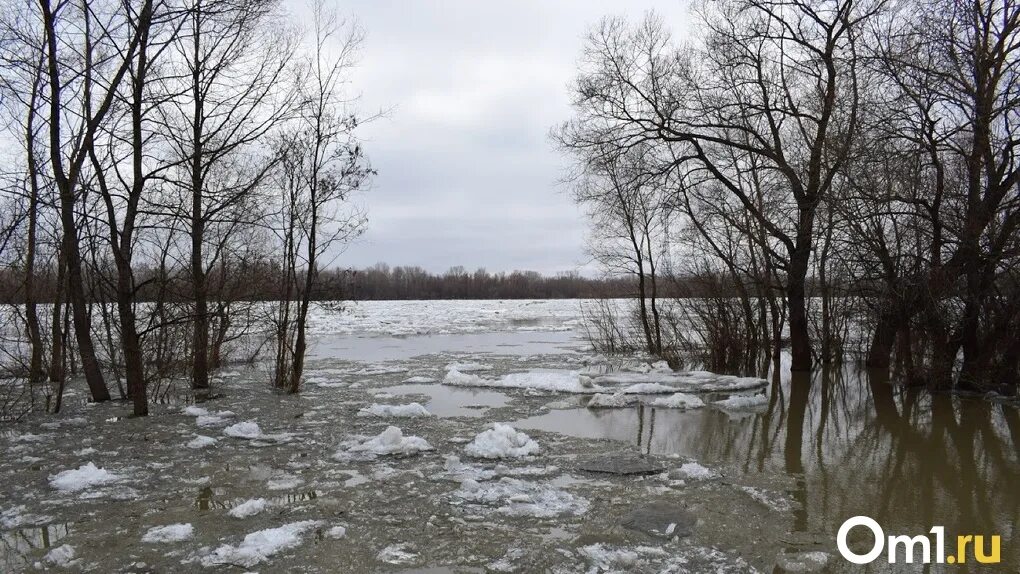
[837,516,1001,565]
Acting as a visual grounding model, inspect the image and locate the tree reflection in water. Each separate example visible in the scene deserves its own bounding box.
[518,360,1020,572]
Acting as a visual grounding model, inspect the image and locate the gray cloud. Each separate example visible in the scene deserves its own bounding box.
[329,0,690,274]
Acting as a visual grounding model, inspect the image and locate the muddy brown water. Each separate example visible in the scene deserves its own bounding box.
[1,325,1018,573]
[516,365,1020,573]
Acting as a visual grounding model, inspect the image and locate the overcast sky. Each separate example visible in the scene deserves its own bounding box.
[329,0,691,275]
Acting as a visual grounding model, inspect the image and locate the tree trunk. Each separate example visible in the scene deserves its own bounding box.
[866,307,897,370]
[190,4,210,390]
[191,218,210,389]
[787,260,812,372]
[48,247,65,384]
[41,0,109,403]
[24,70,45,383]
[58,195,110,402]
[116,266,147,416]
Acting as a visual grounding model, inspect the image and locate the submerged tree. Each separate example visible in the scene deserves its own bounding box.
[560,0,1019,393]
[271,1,371,394]
[162,0,297,390]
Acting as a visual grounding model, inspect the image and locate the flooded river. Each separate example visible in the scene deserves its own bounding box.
[1,300,1017,572]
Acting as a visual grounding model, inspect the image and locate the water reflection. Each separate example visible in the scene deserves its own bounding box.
[0,522,72,571]
[387,383,508,418]
[194,486,321,512]
[516,364,1020,572]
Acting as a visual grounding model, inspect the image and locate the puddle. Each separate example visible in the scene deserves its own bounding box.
[387,383,509,418]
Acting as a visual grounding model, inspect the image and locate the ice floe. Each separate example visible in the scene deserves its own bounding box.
[335,426,433,460]
[44,544,77,567]
[741,486,795,512]
[357,402,433,418]
[229,498,271,519]
[445,361,491,372]
[444,366,766,396]
[776,550,830,572]
[651,392,706,409]
[450,477,589,518]
[714,393,769,410]
[376,543,419,564]
[200,520,323,567]
[187,435,218,449]
[586,393,640,408]
[221,421,294,443]
[142,523,194,543]
[223,421,262,439]
[586,369,767,393]
[464,423,540,459]
[671,462,719,481]
[402,375,438,383]
[574,543,759,573]
[326,525,347,539]
[49,462,122,491]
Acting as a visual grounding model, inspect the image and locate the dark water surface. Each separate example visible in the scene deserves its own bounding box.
[517,365,1020,572]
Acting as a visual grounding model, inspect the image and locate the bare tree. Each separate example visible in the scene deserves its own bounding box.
[560,1,884,373]
[271,1,371,393]
[38,0,158,402]
[158,0,296,390]
[569,144,667,356]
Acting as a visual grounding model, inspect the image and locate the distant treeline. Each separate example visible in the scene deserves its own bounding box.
[348,265,631,300]
[0,262,800,303]
[0,263,637,302]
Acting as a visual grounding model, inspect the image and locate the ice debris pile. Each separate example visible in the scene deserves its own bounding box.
[48,462,122,492]
[451,477,589,518]
[464,423,540,459]
[200,520,324,568]
[442,360,767,398]
[335,426,433,461]
[357,402,433,418]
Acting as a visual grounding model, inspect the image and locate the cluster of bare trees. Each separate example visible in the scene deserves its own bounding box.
[560,0,1020,393]
[0,0,371,417]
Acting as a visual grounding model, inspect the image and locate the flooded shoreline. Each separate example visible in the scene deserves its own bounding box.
[2,306,1018,573]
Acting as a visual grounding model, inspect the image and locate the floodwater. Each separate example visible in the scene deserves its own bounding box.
[308,329,578,362]
[517,365,1020,572]
[1,299,1018,573]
